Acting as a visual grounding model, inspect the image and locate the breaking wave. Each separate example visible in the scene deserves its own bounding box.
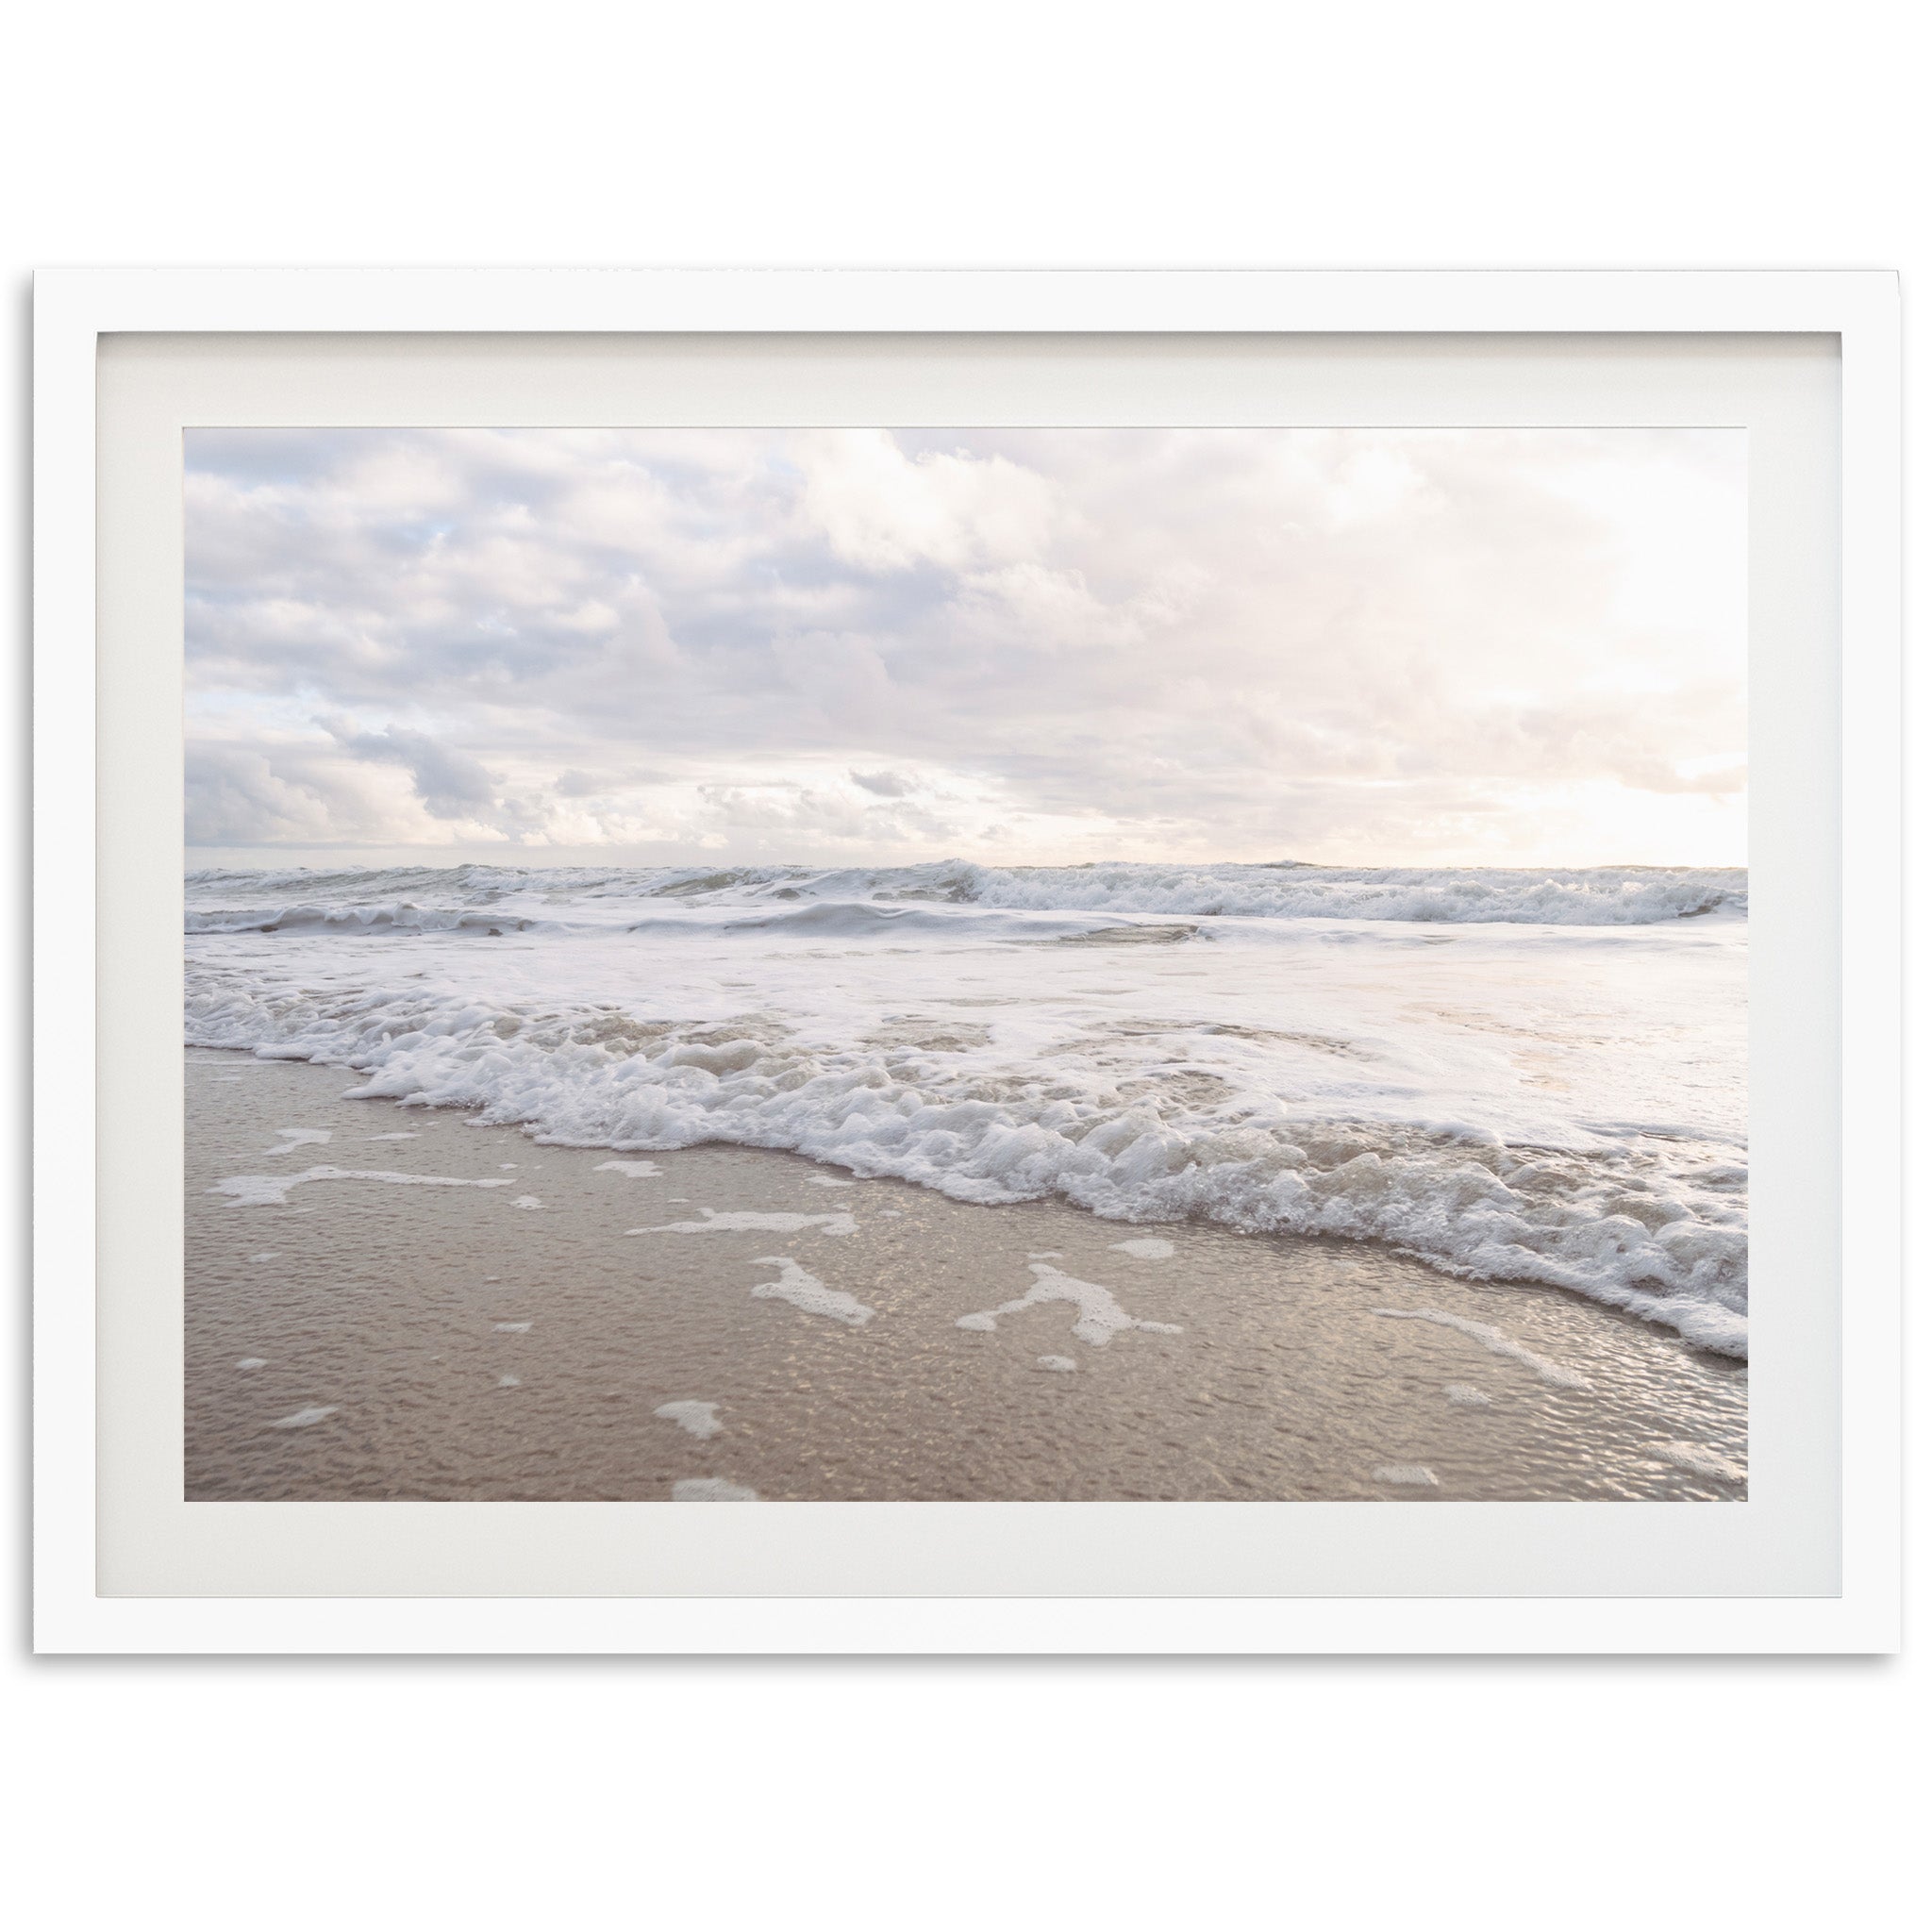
[186,858,1749,1355]
[186,858,1746,935]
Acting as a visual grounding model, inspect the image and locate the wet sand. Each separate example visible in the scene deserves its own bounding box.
[185,1046,1747,1502]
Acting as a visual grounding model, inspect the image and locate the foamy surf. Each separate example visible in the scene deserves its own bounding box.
[185,858,1749,1356]
[185,858,1745,928]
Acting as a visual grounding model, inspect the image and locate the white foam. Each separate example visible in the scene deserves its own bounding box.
[1374,1307,1594,1390]
[636,1209,858,1238]
[1443,1384,1492,1407]
[268,1405,337,1428]
[263,1126,332,1153]
[1653,1441,1746,1483]
[1037,1355,1078,1373]
[186,858,1746,928]
[655,1400,724,1439]
[208,1167,515,1208]
[366,1132,419,1141]
[749,1256,875,1327]
[1373,1464,1440,1486]
[957,859,1746,927]
[956,1261,1182,1348]
[673,1477,758,1501]
[511,1195,542,1209]
[185,858,1750,1355]
[497,1374,522,1388]
[250,1252,279,1262]
[596,1158,664,1177]
[235,1357,268,1370]
[808,1174,856,1188]
[1109,1237,1175,1259]
[493,1321,532,1333]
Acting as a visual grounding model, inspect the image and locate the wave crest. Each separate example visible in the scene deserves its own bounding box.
[185,858,1747,933]
[184,976,1749,1356]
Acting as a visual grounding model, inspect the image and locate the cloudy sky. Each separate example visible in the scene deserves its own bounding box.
[184,425,1746,868]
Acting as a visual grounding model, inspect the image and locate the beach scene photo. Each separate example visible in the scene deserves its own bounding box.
[183,425,1747,1502]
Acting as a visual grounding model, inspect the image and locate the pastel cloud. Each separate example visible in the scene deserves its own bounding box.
[184,426,1746,866]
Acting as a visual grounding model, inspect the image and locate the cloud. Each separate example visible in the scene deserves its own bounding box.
[186,747,344,847]
[327,724,498,820]
[850,769,916,798]
[184,426,1747,865]
[794,429,1062,572]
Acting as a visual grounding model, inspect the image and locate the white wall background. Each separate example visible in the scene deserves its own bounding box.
[4,5,1921,1926]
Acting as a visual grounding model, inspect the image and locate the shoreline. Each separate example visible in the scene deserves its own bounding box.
[186,1045,1747,1502]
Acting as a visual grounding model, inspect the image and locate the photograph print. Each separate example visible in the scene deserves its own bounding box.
[182,425,1748,1502]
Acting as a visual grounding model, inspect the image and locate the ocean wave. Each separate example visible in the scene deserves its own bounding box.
[186,903,550,937]
[183,974,1749,1356]
[962,861,1745,925]
[185,896,1181,946]
[185,858,1747,934]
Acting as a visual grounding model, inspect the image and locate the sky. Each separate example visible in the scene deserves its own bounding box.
[184,425,1747,869]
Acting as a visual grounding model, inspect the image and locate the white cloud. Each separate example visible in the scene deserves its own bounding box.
[184,426,1747,865]
[794,429,1062,572]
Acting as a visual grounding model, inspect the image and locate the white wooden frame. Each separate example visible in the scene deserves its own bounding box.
[34,270,1901,1653]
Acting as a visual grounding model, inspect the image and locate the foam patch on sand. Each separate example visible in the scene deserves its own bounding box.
[268,1405,337,1428]
[1444,1384,1492,1407]
[1109,1237,1175,1259]
[263,1126,333,1153]
[209,1167,515,1208]
[1374,1307,1594,1391]
[493,1321,532,1333]
[636,1209,858,1238]
[656,1400,724,1438]
[596,1158,664,1177]
[750,1256,875,1326]
[236,1357,268,1370]
[1653,1441,1746,1483]
[511,1195,542,1209]
[366,1132,419,1141]
[673,1478,758,1501]
[1374,1464,1440,1486]
[497,1374,521,1388]
[251,1252,279,1262]
[1037,1356,1077,1373]
[957,1261,1182,1348]
[808,1174,856,1188]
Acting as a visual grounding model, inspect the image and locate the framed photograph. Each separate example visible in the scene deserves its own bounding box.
[34,270,1900,1653]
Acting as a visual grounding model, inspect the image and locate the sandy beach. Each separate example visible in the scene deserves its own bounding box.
[186,1045,1747,1502]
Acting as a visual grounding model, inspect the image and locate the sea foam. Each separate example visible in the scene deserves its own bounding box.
[185,858,1751,1355]
[186,858,1747,928]
[749,1257,874,1327]
[956,1261,1182,1348]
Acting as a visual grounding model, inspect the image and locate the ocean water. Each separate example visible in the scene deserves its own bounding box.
[184,859,1749,1357]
